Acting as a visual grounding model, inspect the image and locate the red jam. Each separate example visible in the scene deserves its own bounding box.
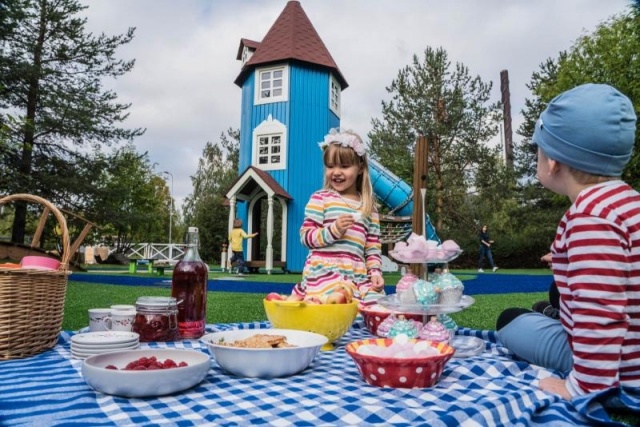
[132,296,179,342]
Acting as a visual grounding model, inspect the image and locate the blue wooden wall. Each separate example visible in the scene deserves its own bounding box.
[238,62,340,272]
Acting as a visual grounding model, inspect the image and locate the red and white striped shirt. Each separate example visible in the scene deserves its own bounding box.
[551,180,640,396]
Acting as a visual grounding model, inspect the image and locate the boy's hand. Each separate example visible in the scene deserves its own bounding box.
[539,377,571,400]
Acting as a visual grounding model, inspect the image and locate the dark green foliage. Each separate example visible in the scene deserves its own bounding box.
[0,0,143,242]
[183,129,239,263]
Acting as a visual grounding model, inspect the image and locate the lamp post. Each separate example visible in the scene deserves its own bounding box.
[163,171,174,261]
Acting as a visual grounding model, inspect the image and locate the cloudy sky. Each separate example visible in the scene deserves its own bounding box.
[80,0,631,209]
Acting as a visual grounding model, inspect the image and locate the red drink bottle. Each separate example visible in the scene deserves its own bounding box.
[171,226,208,339]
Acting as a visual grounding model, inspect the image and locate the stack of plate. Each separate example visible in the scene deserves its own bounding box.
[71,331,140,360]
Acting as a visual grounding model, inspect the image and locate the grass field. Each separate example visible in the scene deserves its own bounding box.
[64,267,550,331]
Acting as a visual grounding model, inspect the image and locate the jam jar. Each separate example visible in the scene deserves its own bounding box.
[132,296,179,342]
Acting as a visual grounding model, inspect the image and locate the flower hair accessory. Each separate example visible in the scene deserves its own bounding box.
[318,128,367,157]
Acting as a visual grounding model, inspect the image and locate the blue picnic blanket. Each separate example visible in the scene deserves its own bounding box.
[0,322,637,426]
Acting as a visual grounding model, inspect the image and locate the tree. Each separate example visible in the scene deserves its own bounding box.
[89,145,166,254]
[183,129,239,263]
[0,0,143,243]
[369,47,502,231]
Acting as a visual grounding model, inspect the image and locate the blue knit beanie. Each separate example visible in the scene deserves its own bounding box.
[533,83,636,176]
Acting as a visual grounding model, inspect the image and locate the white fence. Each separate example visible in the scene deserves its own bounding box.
[87,243,184,264]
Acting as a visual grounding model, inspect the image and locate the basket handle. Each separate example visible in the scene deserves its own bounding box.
[0,194,71,269]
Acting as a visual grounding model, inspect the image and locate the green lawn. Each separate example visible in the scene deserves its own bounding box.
[64,267,551,331]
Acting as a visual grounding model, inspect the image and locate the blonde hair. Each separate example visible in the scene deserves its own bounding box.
[322,131,375,217]
[233,218,243,228]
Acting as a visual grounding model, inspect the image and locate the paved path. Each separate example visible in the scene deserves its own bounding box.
[69,272,552,295]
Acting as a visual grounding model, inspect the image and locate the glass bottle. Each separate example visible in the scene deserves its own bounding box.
[171,226,208,339]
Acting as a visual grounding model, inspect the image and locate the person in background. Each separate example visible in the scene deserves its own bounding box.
[496,83,640,403]
[291,128,385,303]
[228,218,257,275]
[478,224,498,272]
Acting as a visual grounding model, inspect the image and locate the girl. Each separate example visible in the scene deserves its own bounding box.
[292,128,385,303]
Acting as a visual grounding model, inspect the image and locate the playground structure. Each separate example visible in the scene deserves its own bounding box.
[224,1,439,274]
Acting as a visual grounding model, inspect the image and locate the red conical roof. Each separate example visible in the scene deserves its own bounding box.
[234,1,348,89]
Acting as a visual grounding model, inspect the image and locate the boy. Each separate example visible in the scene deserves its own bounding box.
[496,84,640,401]
[228,219,258,275]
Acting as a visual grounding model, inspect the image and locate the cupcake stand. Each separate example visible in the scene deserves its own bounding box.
[376,249,485,357]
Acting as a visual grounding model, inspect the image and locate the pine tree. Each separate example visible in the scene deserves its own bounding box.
[0,0,143,243]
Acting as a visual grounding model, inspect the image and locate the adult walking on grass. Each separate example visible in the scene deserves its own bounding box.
[478,224,498,273]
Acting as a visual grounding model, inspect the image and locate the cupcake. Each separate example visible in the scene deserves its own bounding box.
[387,315,419,339]
[412,279,440,306]
[396,272,418,293]
[419,317,450,343]
[434,271,464,305]
[376,314,397,337]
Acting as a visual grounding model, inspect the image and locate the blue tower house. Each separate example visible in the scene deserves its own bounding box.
[225,1,348,273]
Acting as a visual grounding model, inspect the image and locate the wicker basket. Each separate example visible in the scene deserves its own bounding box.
[0,194,71,360]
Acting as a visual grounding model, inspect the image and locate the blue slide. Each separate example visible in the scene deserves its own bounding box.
[369,159,440,242]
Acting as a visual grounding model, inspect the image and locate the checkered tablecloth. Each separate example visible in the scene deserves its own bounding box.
[0,322,625,426]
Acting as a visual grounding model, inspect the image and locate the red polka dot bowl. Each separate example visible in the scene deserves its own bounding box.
[345,338,454,388]
[358,303,424,336]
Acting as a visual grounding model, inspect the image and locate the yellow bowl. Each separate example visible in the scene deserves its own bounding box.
[263,300,358,351]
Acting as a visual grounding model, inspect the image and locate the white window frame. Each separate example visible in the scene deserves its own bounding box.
[255,65,289,105]
[329,74,341,117]
[241,46,254,65]
[252,115,287,171]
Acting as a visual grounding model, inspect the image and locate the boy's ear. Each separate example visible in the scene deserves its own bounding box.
[548,158,560,175]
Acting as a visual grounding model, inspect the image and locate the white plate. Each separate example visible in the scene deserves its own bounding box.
[451,336,485,358]
[72,346,140,360]
[72,343,140,356]
[82,349,211,397]
[71,339,140,350]
[71,331,139,346]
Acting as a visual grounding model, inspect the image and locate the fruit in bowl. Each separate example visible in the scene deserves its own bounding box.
[82,349,210,397]
[346,336,455,388]
[263,298,358,351]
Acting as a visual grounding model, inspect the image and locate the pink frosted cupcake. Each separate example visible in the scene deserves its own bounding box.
[396,272,419,293]
[419,317,451,343]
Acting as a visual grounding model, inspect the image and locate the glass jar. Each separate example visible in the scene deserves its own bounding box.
[132,296,179,342]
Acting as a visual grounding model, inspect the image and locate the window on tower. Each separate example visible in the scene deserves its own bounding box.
[252,115,287,170]
[329,74,341,117]
[255,65,289,105]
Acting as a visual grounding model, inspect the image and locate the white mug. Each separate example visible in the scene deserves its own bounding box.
[88,308,111,332]
[103,305,136,332]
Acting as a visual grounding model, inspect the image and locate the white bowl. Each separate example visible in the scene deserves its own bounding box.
[201,329,328,378]
[82,349,210,397]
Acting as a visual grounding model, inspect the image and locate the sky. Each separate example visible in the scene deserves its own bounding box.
[80,0,631,210]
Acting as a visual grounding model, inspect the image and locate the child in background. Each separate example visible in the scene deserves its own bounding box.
[228,218,257,275]
[291,128,385,303]
[496,84,640,402]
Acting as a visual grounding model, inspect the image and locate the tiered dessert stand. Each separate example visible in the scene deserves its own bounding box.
[378,249,484,357]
